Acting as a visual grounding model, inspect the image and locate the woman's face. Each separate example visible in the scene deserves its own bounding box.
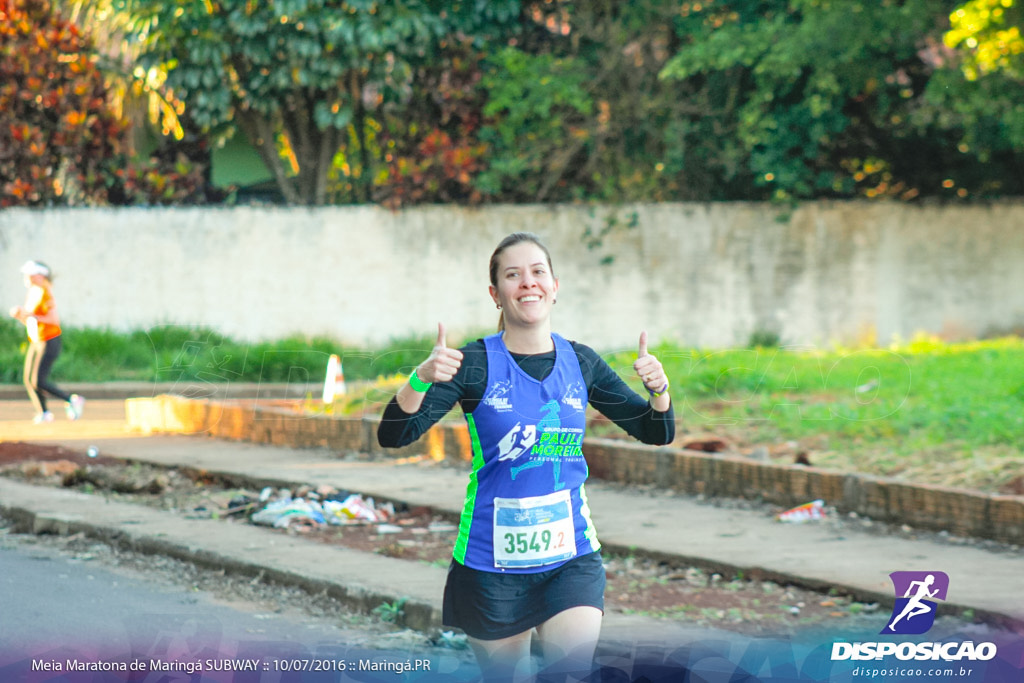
[489,242,559,329]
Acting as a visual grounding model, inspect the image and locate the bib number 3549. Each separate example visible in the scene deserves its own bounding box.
[493,490,577,569]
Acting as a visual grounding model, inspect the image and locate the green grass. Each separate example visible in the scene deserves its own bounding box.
[630,335,1024,448]
[3,318,1021,492]
[602,334,1024,492]
[0,319,444,385]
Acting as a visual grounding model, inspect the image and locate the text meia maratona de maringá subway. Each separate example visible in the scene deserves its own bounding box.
[31,659,258,674]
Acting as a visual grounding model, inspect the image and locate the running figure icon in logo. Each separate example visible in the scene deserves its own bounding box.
[881,571,950,635]
[510,400,565,488]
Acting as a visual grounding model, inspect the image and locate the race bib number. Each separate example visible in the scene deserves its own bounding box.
[493,490,577,569]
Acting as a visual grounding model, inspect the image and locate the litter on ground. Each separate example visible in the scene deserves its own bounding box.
[776,499,827,523]
[240,489,396,530]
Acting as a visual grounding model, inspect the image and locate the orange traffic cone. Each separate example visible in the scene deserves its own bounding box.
[323,354,346,403]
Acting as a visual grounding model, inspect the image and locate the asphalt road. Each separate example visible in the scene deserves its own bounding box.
[0,530,479,681]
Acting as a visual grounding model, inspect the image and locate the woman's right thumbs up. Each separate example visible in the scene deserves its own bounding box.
[415,322,464,384]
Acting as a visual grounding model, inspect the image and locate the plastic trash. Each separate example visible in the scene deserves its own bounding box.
[251,498,326,528]
[322,500,350,525]
[776,499,827,523]
[249,486,395,529]
[227,495,258,517]
[437,631,469,651]
[251,497,291,525]
[322,489,352,503]
[343,494,379,521]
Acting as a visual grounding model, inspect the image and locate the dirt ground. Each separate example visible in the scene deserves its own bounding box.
[0,440,909,639]
[7,437,1004,639]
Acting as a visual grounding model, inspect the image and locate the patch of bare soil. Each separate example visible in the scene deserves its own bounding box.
[0,441,900,637]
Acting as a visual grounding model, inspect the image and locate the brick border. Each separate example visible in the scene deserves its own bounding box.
[126,395,1024,546]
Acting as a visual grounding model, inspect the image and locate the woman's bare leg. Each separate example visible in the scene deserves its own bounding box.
[535,606,602,680]
[468,630,534,683]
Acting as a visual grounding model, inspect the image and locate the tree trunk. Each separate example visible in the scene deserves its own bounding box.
[349,70,373,203]
[237,110,302,205]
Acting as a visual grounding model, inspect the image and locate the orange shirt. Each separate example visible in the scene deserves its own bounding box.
[25,285,61,342]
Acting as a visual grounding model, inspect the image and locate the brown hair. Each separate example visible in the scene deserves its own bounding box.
[488,232,554,332]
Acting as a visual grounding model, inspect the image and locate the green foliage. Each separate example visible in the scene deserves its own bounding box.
[111,153,208,205]
[747,330,781,349]
[64,0,191,140]
[371,597,406,624]
[946,0,1024,81]
[472,2,733,203]
[920,0,1024,175]
[375,39,490,207]
[137,328,343,386]
[661,0,1024,201]
[7,0,1021,206]
[0,0,127,206]
[0,318,26,383]
[56,327,157,381]
[475,46,594,200]
[131,0,520,205]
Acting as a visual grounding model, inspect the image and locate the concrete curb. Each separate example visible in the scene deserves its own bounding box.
[124,394,1024,547]
[0,479,445,633]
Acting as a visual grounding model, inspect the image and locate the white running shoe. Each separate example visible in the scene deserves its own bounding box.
[33,411,55,424]
[66,394,85,420]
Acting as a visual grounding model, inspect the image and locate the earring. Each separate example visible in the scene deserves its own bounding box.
[496,304,502,310]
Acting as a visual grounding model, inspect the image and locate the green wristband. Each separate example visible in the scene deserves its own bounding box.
[409,369,433,393]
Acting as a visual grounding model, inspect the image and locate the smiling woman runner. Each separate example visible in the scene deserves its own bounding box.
[377,232,674,682]
[7,261,85,424]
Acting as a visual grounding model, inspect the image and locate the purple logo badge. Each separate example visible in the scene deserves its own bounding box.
[881,571,950,635]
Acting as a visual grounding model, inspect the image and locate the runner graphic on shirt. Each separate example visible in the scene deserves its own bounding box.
[511,400,564,489]
[483,380,513,412]
[496,422,537,462]
[562,382,584,411]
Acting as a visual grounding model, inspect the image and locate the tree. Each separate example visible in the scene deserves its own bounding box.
[59,0,218,205]
[131,0,520,206]
[374,38,489,208]
[0,0,127,206]
[555,1,744,202]
[62,0,188,147]
[473,0,730,203]
[474,45,596,202]
[659,0,1022,201]
[946,0,1024,81]
[919,0,1024,183]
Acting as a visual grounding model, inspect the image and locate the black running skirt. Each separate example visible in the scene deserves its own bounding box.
[441,551,606,640]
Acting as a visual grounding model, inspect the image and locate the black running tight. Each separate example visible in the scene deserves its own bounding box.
[24,336,71,413]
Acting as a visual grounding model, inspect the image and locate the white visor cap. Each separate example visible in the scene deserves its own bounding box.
[20,261,51,278]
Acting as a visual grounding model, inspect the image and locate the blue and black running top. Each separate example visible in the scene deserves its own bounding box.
[378,332,676,573]
[454,333,595,572]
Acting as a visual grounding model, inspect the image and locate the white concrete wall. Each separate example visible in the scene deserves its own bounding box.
[2,201,1022,351]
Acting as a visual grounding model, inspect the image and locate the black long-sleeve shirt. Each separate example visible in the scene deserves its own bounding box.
[377,338,675,448]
